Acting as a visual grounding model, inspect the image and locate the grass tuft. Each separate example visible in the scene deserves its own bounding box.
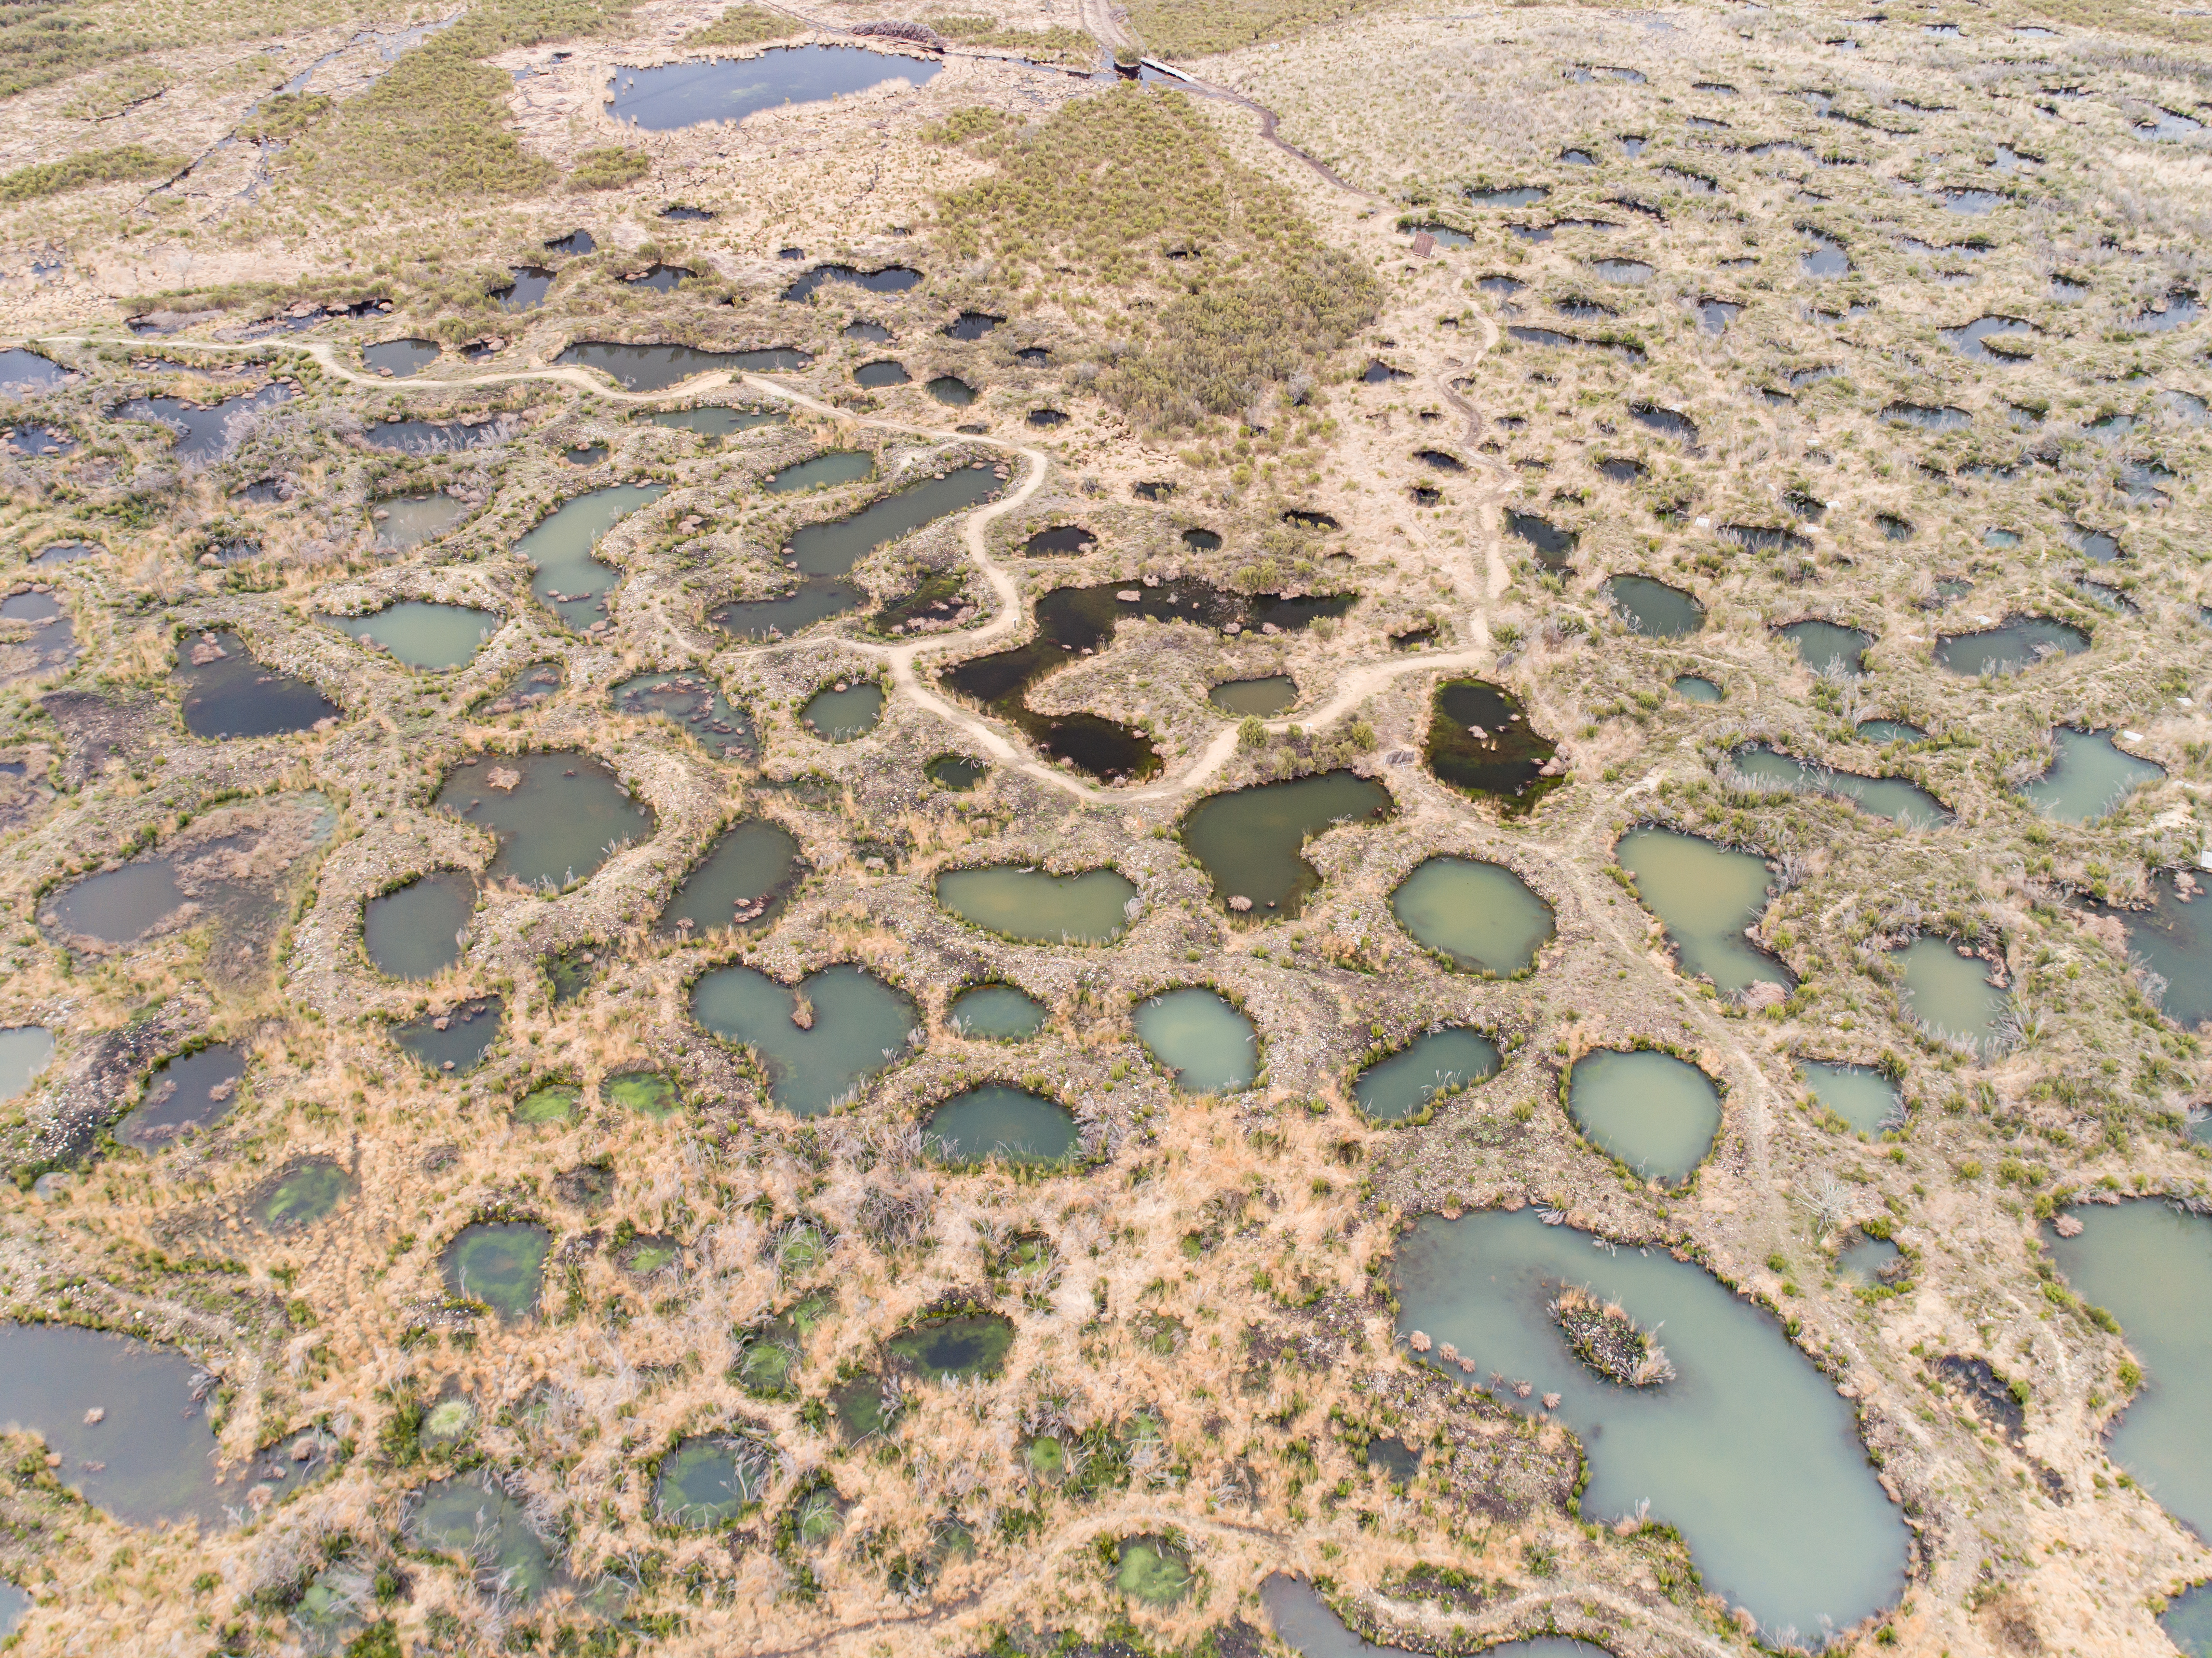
[0,142,177,201]
[679,3,801,49]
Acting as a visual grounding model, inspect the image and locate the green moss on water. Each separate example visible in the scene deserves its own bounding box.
[254,1157,353,1229]
[886,1312,1015,1379]
[513,1084,578,1125]
[1114,1535,1193,1605]
[605,1069,680,1119]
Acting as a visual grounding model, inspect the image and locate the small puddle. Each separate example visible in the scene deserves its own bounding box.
[1884,401,1971,430]
[408,1476,554,1600]
[442,1222,550,1320]
[554,342,808,389]
[934,865,1137,944]
[927,754,987,791]
[1777,618,1871,677]
[609,46,941,130]
[2020,727,2162,824]
[393,997,502,1075]
[1568,1047,1721,1181]
[433,750,655,888]
[1629,402,1697,443]
[254,1156,354,1228]
[2048,1202,2212,1536]
[363,338,438,378]
[1262,1574,1589,1658]
[1601,574,1705,637]
[1835,1234,1902,1288]
[0,590,79,681]
[690,963,915,1115]
[496,266,555,310]
[365,870,474,979]
[1209,675,1296,717]
[611,670,756,760]
[46,857,185,945]
[1933,615,2087,675]
[513,1082,578,1126]
[943,580,1351,782]
[1134,988,1256,1094]
[1354,1028,1500,1122]
[117,1044,245,1150]
[1390,856,1554,975]
[1857,718,1923,743]
[1616,827,1790,996]
[1180,770,1391,919]
[855,359,909,388]
[799,680,883,741]
[923,1085,1080,1165]
[1890,936,2008,1048]
[0,1028,51,1104]
[324,602,499,671]
[518,482,667,630]
[1800,232,1852,276]
[949,983,1047,1040]
[372,492,470,551]
[1591,258,1654,284]
[1024,525,1096,555]
[1799,1060,1900,1133]
[173,631,339,738]
[1425,678,1561,815]
[0,1325,226,1528]
[659,819,800,938]
[889,1312,1015,1378]
[945,311,1002,339]
[1504,510,1576,567]
[766,450,874,493]
[1728,745,1947,826]
[711,579,864,641]
[1941,314,2034,363]
[0,350,66,392]
[1392,1209,1906,1637]
[927,375,976,406]
[360,416,511,454]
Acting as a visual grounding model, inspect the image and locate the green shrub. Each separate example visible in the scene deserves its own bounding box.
[0,143,177,202]
[570,144,649,190]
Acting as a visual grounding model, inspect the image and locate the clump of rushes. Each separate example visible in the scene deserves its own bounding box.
[1549,1283,1675,1386]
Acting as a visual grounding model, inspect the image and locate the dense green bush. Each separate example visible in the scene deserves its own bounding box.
[0,143,176,201]
[569,144,649,190]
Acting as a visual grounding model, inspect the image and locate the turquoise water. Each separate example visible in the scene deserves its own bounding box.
[1567,1047,1721,1181]
[949,984,1047,1040]
[1353,1028,1500,1121]
[1390,856,1554,975]
[1799,1060,1900,1132]
[1891,936,2009,1048]
[934,865,1137,944]
[518,483,666,631]
[1134,988,1256,1093]
[691,963,915,1115]
[1616,827,1790,996]
[2019,726,2163,824]
[1392,1210,1906,1639]
[324,602,499,671]
[923,1085,1080,1165]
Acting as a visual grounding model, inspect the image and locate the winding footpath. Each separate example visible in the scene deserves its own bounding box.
[25,329,1513,807]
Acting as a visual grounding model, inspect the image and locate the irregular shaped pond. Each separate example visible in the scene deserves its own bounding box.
[1023,524,1096,556]
[364,870,473,980]
[1390,856,1554,976]
[1117,1536,1193,1605]
[782,262,923,303]
[1603,574,1705,637]
[496,266,555,310]
[393,998,502,1075]
[409,1477,554,1600]
[519,482,666,631]
[363,338,438,378]
[433,750,654,888]
[555,342,809,389]
[1134,988,1256,1094]
[1891,936,2009,1049]
[610,46,940,130]
[2020,727,2162,824]
[116,1044,245,1151]
[1857,718,1923,743]
[1393,1209,1906,1637]
[442,1222,549,1320]
[1504,510,1576,567]
[2096,871,2212,1030]
[944,580,1351,782]
[949,983,1047,1040]
[1800,1060,1900,1133]
[1425,678,1561,815]
[889,1312,1015,1379]
[800,680,883,741]
[372,492,470,551]
[1933,615,2087,675]
[645,405,783,438]
[0,1325,225,1528]
[359,416,512,454]
[0,1027,51,1105]
[659,819,800,937]
[1355,1028,1500,1122]
[325,602,499,671]
[2048,1202,2212,1536]
[1674,674,1720,702]
[1568,1047,1721,1181]
[1180,770,1391,919]
[690,962,915,1115]
[766,450,874,493]
[0,590,78,681]
[173,630,338,738]
[45,856,184,945]
[113,384,290,461]
[926,375,976,406]
[0,350,66,393]
[1209,675,1296,717]
[1616,827,1790,997]
[923,1085,1079,1166]
[1942,314,2034,363]
[934,865,1137,944]
[926,753,987,791]
[1262,1574,1597,1658]
[606,1069,680,1118]
[611,669,756,759]
[1727,745,1947,827]
[655,1436,772,1528]
[1778,618,1872,678]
